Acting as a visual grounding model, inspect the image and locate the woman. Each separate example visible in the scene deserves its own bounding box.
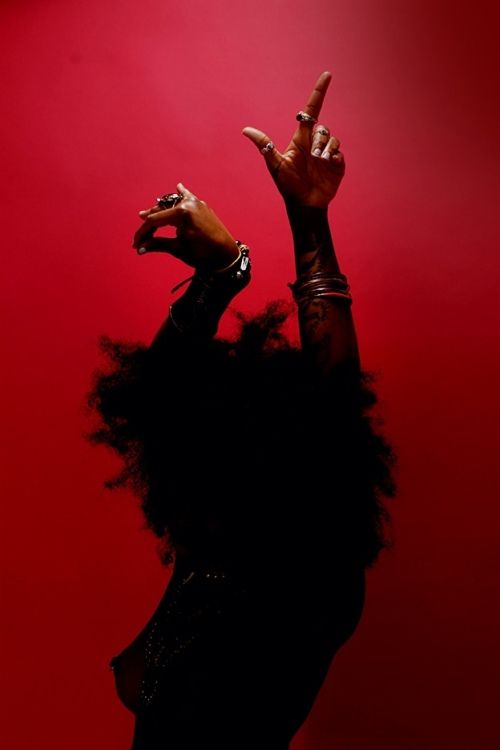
[89,72,396,749]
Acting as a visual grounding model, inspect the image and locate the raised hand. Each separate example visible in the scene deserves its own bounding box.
[242,72,345,208]
[133,183,239,272]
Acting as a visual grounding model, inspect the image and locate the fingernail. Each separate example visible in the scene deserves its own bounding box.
[313,148,322,156]
[321,151,331,160]
[139,210,148,216]
[138,246,147,255]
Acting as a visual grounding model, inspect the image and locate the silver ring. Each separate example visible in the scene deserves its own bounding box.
[261,141,275,155]
[156,192,183,209]
[296,111,317,124]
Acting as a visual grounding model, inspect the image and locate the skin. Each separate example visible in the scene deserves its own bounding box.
[122,76,368,714]
[243,71,359,373]
[134,71,359,373]
[133,183,239,272]
[242,71,345,209]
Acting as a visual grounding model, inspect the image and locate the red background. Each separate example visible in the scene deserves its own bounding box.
[2,1,499,748]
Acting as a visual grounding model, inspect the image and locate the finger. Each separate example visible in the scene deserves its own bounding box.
[330,151,345,166]
[133,223,155,249]
[321,136,341,161]
[142,205,186,227]
[303,71,332,121]
[311,124,330,157]
[323,150,345,171]
[136,237,180,256]
[139,190,186,218]
[242,127,283,172]
[133,206,185,248]
[138,205,163,218]
[177,182,198,201]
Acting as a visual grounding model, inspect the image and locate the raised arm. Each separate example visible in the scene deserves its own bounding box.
[243,72,359,375]
[132,183,250,354]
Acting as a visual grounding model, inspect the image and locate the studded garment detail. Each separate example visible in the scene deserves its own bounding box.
[108,557,365,749]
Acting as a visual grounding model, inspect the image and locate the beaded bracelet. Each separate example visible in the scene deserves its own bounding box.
[212,240,249,275]
[171,240,250,293]
[168,241,251,334]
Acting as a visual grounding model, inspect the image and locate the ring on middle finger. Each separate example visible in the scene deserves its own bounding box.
[296,111,317,124]
[156,192,183,210]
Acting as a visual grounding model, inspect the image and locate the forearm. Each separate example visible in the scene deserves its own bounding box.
[149,279,232,353]
[149,249,251,355]
[286,202,360,374]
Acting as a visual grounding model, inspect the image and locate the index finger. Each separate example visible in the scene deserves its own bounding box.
[303,71,332,120]
[142,205,185,228]
[133,205,185,248]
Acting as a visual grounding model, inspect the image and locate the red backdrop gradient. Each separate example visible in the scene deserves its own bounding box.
[2,1,499,748]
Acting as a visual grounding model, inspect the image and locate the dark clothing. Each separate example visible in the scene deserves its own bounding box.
[97,303,393,748]
[110,554,365,749]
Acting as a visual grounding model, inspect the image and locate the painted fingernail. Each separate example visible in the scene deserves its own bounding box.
[313,148,322,156]
[321,151,331,160]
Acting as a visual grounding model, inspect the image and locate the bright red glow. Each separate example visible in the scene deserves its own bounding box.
[1,1,499,748]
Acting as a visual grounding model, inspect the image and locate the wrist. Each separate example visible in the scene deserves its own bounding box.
[285,199,328,220]
[169,242,251,337]
[284,202,339,275]
[285,201,330,243]
[197,241,250,283]
[209,241,245,273]
[204,238,241,273]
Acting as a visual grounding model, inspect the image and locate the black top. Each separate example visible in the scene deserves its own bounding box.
[109,553,365,749]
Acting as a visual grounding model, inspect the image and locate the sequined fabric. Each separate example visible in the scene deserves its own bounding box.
[109,559,250,713]
[138,567,245,708]
[109,557,365,749]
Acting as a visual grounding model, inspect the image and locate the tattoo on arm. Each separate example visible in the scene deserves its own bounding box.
[283,202,360,374]
[299,299,333,367]
[297,284,359,374]
[300,298,329,335]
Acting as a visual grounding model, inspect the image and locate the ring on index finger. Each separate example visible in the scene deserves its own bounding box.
[296,111,317,124]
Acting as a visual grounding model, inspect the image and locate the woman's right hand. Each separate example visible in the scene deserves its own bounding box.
[242,72,345,209]
[133,183,239,272]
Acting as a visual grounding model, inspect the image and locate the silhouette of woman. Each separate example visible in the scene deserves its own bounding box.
[88,72,396,749]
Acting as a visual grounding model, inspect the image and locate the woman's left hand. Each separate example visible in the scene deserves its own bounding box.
[242,71,345,209]
[133,183,239,271]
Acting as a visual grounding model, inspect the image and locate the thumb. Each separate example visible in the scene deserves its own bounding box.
[242,127,282,172]
[177,182,197,200]
[137,237,180,256]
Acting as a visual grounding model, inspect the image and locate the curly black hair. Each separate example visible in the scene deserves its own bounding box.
[86,301,397,570]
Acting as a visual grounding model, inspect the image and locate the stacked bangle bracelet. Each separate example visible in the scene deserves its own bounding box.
[288,271,352,305]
